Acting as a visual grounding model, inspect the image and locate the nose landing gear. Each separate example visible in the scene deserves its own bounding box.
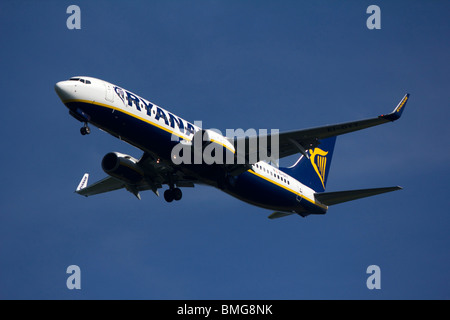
[80,123,90,135]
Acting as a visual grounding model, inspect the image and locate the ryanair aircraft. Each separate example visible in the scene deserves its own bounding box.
[55,76,408,219]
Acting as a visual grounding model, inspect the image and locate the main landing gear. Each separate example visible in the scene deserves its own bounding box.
[80,122,90,135]
[164,187,182,203]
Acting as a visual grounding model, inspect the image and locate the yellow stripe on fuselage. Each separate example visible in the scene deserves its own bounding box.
[249,170,328,210]
[210,138,235,154]
[64,99,236,153]
[64,99,191,141]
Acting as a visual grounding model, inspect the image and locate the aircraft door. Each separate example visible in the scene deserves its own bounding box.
[296,186,303,203]
[105,83,114,102]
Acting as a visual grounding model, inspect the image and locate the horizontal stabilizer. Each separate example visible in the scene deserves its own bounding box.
[314,186,402,206]
[268,211,295,219]
[75,174,125,197]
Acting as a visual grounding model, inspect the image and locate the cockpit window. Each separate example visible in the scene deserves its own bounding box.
[69,77,91,84]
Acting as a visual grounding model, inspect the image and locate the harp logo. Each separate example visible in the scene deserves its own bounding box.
[309,148,329,189]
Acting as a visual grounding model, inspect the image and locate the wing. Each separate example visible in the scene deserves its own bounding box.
[76,174,125,196]
[229,94,409,162]
[75,152,199,199]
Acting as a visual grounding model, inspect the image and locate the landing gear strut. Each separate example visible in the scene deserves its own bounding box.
[164,187,182,202]
[80,123,90,135]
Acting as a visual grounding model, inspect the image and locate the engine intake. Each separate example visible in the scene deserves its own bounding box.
[102,152,144,183]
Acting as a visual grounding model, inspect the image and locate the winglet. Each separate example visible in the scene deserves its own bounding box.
[380,93,409,121]
[76,173,89,192]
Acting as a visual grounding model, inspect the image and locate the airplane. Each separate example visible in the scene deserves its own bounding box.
[55,76,408,219]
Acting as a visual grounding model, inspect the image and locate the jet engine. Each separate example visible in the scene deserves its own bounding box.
[101,152,144,183]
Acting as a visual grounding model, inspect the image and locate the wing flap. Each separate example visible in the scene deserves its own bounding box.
[314,186,402,206]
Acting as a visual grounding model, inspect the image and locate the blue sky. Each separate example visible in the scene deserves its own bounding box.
[0,0,449,299]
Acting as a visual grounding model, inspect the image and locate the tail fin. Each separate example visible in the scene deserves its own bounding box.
[280,137,336,192]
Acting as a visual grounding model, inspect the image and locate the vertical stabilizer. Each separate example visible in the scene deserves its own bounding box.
[280,137,336,192]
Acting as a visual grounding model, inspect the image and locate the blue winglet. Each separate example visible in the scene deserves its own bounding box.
[380,93,409,121]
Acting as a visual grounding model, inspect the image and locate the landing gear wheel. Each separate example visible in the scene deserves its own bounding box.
[173,188,182,201]
[164,189,174,203]
[164,188,182,202]
[80,124,90,135]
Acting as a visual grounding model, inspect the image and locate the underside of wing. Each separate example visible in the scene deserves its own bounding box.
[75,152,200,199]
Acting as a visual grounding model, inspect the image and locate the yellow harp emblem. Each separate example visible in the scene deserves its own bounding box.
[309,148,329,189]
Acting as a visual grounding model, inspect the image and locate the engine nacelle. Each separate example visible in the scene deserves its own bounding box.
[101,152,144,183]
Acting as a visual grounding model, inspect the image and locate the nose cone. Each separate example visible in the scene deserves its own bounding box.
[54,81,74,101]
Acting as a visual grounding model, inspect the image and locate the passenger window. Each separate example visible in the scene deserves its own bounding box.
[86,80,91,84]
